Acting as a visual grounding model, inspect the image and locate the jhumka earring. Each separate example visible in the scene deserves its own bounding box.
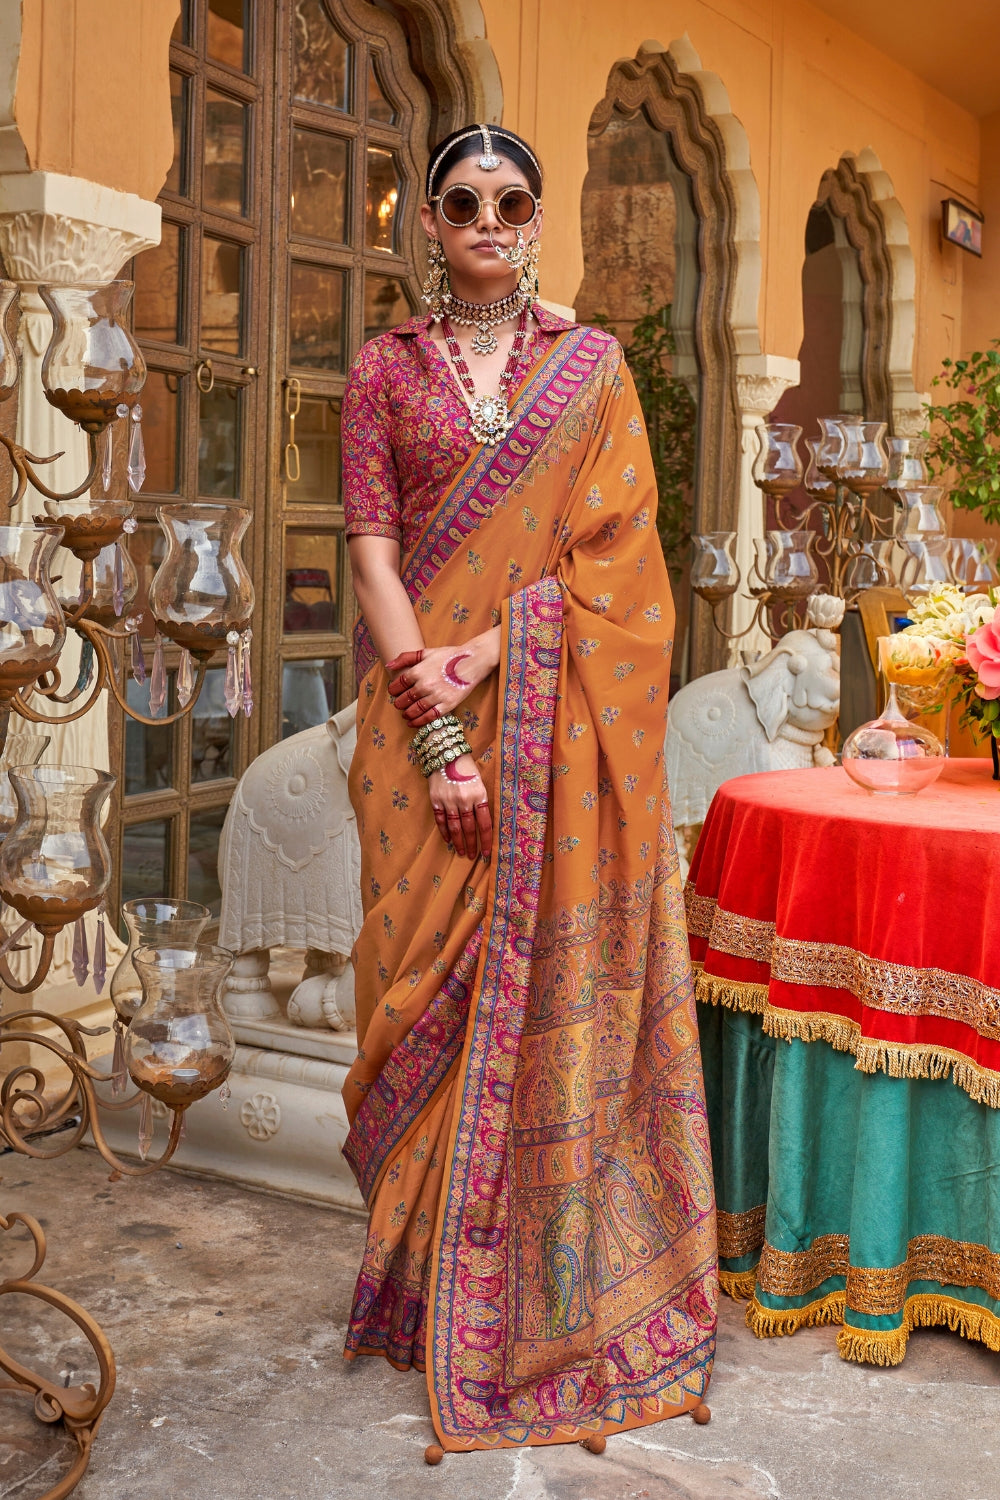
[517,236,541,301]
[421,237,451,319]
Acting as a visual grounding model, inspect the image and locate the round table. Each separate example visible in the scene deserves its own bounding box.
[688,758,1000,1365]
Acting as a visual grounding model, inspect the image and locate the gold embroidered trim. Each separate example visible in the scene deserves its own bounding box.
[772,936,1000,1043]
[757,1234,850,1298]
[718,1204,767,1259]
[755,1231,1000,1311]
[719,1268,758,1301]
[683,886,716,940]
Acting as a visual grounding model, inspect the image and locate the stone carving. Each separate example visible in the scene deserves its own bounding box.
[240,1091,281,1141]
[0,209,157,284]
[218,704,362,1030]
[736,372,799,418]
[666,595,845,833]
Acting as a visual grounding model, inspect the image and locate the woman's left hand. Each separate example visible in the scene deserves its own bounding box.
[386,628,500,726]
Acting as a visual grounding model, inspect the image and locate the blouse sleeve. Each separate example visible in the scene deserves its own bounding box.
[341,339,402,542]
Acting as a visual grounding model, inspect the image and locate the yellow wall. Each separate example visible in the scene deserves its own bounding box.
[13,0,178,200]
[480,0,994,395]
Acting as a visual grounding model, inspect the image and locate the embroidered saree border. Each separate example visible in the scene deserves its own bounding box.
[739,1233,1000,1366]
[353,325,610,681]
[688,887,1000,1104]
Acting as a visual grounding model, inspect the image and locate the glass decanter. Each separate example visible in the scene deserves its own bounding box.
[752,423,803,496]
[125,944,236,1108]
[0,765,116,933]
[149,503,254,658]
[842,637,946,796]
[38,281,146,432]
[0,523,67,701]
[690,531,741,604]
[110,897,212,1024]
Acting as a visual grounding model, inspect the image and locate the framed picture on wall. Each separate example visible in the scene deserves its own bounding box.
[942,198,984,257]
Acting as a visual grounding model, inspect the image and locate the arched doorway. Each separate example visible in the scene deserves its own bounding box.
[119,0,497,917]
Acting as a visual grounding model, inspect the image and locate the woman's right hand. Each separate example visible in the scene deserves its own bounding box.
[428,754,492,861]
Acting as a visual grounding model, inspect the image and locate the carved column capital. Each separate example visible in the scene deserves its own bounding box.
[735,356,801,418]
[0,170,160,284]
[892,396,930,438]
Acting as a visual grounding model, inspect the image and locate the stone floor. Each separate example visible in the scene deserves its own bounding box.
[2,1146,998,1500]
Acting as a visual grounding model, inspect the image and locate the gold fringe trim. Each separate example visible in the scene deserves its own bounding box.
[759,1006,1000,1108]
[694,971,769,1015]
[746,1291,846,1339]
[720,1268,758,1301]
[835,1294,1000,1367]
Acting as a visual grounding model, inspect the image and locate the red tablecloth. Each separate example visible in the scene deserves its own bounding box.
[687,759,1000,1105]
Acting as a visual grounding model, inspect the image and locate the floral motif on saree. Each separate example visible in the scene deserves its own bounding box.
[342,323,717,1448]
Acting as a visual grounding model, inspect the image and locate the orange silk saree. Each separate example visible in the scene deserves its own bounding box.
[343,325,717,1450]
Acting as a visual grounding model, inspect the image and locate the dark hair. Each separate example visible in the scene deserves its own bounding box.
[426,125,543,201]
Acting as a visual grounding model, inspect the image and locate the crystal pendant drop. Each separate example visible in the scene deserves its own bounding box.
[240,628,253,717]
[177,648,195,708]
[111,1023,128,1097]
[138,1091,154,1161]
[219,1080,231,1109]
[72,916,90,988]
[93,908,108,993]
[127,404,146,493]
[224,630,243,717]
[102,425,114,493]
[75,639,95,693]
[150,633,167,716]
[112,542,125,617]
[130,627,147,686]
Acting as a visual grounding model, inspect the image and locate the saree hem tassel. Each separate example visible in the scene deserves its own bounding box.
[720,1268,760,1301]
[430,1384,710,1453]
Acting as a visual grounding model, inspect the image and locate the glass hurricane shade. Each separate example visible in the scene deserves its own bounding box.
[0,765,116,934]
[110,898,212,1024]
[0,733,49,841]
[690,531,741,603]
[149,503,254,658]
[803,439,837,499]
[752,423,804,495]
[893,486,947,544]
[67,540,139,629]
[125,944,236,1107]
[886,436,930,490]
[829,420,890,495]
[0,524,66,699]
[753,529,819,599]
[38,281,146,433]
[949,538,1000,594]
[0,282,21,402]
[899,537,954,596]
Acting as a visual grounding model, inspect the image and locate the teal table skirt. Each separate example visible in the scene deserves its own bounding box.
[698,1001,1000,1365]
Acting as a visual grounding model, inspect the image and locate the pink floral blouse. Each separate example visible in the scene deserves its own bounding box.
[342,304,575,557]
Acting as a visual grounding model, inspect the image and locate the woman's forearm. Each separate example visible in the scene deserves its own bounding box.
[348,536,424,664]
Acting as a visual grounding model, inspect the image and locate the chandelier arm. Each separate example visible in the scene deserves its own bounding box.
[0,430,102,511]
[0,931,56,993]
[94,635,209,726]
[703,595,770,643]
[11,654,109,727]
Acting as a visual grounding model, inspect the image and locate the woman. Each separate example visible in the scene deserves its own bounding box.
[341,123,717,1455]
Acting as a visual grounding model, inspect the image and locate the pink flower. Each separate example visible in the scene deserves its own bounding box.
[965,604,1000,700]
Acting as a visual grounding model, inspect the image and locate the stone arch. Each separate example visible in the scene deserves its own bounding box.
[814,150,919,433]
[588,37,768,675]
[373,0,503,140]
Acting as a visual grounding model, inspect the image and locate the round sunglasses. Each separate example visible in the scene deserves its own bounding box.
[429,183,540,229]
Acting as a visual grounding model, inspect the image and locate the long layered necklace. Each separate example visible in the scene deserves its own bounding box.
[442,307,530,447]
[445,288,530,356]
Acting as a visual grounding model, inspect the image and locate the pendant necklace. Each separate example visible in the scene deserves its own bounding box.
[445,289,529,356]
[442,307,530,447]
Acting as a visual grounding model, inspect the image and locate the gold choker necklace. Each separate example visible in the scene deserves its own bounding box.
[442,289,531,355]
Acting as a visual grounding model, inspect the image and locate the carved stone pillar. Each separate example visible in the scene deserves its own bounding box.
[0,172,159,988]
[732,357,801,663]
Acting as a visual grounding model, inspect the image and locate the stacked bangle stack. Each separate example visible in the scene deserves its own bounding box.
[412,714,472,777]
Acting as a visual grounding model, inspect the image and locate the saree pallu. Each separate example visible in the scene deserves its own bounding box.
[342,326,717,1451]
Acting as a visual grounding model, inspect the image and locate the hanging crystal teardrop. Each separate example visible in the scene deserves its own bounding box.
[72,916,89,987]
[112,542,125,617]
[177,648,195,708]
[75,639,95,693]
[150,632,167,716]
[102,425,114,493]
[241,628,253,717]
[127,404,146,493]
[224,630,242,717]
[130,627,147,686]
[219,1080,231,1109]
[111,1022,128,1097]
[93,906,108,993]
[138,1091,154,1160]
